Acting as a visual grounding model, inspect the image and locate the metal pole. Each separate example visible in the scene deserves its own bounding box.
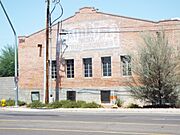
[0,0,18,106]
[45,0,50,104]
[49,21,53,103]
[55,22,60,101]
[43,46,46,103]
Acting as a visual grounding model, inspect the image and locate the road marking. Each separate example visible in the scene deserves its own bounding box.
[153,118,180,121]
[0,127,172,135]
[0,119,179,127]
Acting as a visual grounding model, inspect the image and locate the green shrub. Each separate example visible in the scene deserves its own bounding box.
[82,102,101,108]
[18,101,26,106]
[76,100,86,108]
[115,99,124,107]
[61,100,78,108]
[127,103,141,108]
[47,101,63,108]
[27,100,101,109]
[47,100,74,108]
[27,101,45,108]
[47,100,101,108]
[6,99,15,106]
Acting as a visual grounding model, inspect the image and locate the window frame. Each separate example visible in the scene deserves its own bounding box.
[31,91,40,102]
[101,56,112,77]
[83,58,92,78]
[51,60,57,79]
[66,59,74,78]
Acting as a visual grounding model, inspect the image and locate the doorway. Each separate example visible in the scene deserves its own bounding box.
[67,91,76,101]
[101,90,110,103]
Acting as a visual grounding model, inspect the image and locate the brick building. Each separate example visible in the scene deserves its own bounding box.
[18,7,180,105]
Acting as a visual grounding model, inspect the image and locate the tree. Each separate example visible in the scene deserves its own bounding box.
[131,32,180,106]
[0,45,15,77]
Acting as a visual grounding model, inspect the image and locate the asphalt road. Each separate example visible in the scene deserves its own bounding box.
[0,110,179,135]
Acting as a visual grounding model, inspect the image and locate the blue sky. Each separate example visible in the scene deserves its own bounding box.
[0,0,180,50]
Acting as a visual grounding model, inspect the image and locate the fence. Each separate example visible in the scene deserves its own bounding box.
[0,77,15,100]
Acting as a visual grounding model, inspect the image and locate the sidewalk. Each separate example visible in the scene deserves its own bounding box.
[1,107,180,114]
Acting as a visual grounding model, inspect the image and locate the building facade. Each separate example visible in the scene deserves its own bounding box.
[18,7,180,105]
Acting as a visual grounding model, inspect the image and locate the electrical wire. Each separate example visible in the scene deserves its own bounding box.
[50,0,63,25]
[50,21,180,35]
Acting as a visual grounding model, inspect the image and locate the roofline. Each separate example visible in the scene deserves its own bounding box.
[97,11,180,23]
[97,11,156,23]
[21,15,75,38]
[25,29,45,38]
[158,19,180,23]
[20,7,180,38]
[79,7,97,11]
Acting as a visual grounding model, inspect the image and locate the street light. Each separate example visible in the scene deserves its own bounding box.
[0,0,18,106]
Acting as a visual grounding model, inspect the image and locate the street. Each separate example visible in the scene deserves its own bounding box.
[0,110,180,135]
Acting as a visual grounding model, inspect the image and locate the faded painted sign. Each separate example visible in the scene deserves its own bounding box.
[62,20,120,52]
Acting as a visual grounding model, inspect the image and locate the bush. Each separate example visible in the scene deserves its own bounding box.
[0,99,26,107]
[18,101,26,106]
[115,99,124,107]
[58,100,72,108]
[47,100,101,108]
[27,100,101,109]
[143,104,175,108]
[48,100,79,108]
[47,101,63,108]
[127,103,141,108]
[76,100,86,108]
[6,99,15,106]
[27,101,45,108]
[81,102,101,108]
[61,100,78,108]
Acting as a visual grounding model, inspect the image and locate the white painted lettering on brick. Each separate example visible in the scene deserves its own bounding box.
[62,20,120,51]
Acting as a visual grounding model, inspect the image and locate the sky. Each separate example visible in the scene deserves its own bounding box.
[0,0,180,50]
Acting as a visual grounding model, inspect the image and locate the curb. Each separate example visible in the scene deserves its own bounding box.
[1,107,180,114]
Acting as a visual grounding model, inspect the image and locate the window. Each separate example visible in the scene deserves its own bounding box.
[121,55,132,76]
[101,90,110,103]
[37,44,42,57]
[31,91,40,102]
[83,58,92,77]
[101,57,111,76]
[67,91,76,101]
[51,60,57,79]
[66,59,74,78]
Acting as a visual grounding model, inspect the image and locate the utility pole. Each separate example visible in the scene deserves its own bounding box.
[45,0,50,104]
[0,0,18,106]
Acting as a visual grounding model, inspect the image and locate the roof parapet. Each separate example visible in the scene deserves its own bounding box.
[18,36,26,44]
[158,17,180,23]
[75,7,98,14]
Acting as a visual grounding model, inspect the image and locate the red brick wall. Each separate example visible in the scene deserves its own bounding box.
[18,7,180,90]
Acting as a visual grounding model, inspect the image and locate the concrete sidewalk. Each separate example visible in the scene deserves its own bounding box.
[1,107,180,114]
